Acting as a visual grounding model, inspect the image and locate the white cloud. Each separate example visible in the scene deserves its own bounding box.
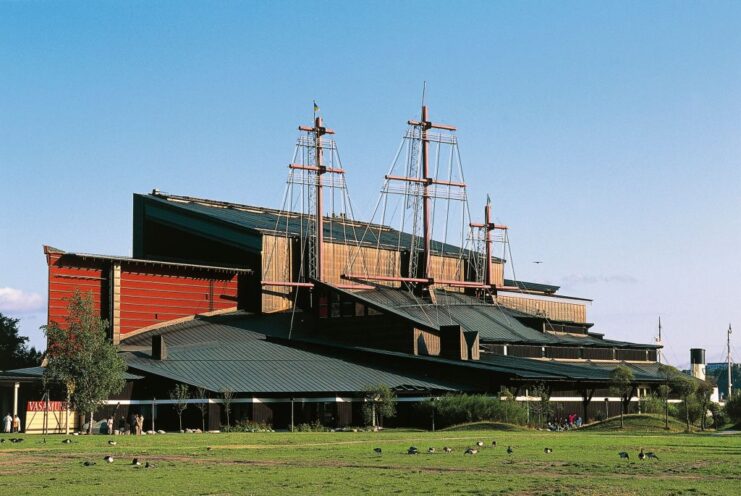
[0,287,44,313]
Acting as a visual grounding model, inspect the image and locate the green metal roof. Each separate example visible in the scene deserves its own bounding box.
[503,279,560,294]
[327,284,657,349]
[139,192,482,257]
[2,366,143,381]
[121,314,457,394]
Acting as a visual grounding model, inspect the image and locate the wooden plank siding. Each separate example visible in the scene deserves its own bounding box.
[261,234,293,313]
[323,241,401,288]
[496,294,587,323]
[413,327,441,356]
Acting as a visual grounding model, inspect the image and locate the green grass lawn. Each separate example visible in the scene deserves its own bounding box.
[1,425,739,495]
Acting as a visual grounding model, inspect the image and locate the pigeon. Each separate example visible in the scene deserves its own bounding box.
[62,439,72,444]
[144,461,154,468]
[618,452,629,460]
[443,447,453,453]
[104,456,114,463]
[132,458,141,466]
[108,440,117,446]
[407,446,419,455]
[82,461,96,467]
[544,448,553,454]
[507,446,513,455]
[427,447,435,454]
[464,448,478,455]
[373,448,382,455]
[646,452,659,460]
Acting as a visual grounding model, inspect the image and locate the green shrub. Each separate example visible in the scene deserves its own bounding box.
[295,420,330,432]
[708,403,727,429]
[675,396,703,426]
[724,393,741,425]
[227,419,272,432]
[639,394,665,414]
[428,394,528,429]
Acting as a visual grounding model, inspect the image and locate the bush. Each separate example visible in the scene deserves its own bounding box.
[227,419,272,432]
[639,394,665,414]
[675,396,703,426]
[428,394,528,429]
[295,420,330,432]
[724,394,741,425]
[708,403,727,429]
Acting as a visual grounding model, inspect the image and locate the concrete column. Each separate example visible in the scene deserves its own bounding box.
[13,382,19,416]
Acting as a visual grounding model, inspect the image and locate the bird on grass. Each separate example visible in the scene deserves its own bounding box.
[618,452,629,460]
[132,458,141,466]
[476,441,484,448]
[10,438,23,443]
[443,447,453,453]
[108,440,117,446]
[373,448,382,455]
[104,456,114,463]
[62,439,72,444]
[82,461,96,467]
[464,448,478,455]
[206,447,213,451]
[427,447,435,454]
[646,452,659,460]
[0,439,4,443]
[506,446,513,455]
[491,441,497,447]
[144,461,155,469]
[544,448,553,454]
[407,447,419,455]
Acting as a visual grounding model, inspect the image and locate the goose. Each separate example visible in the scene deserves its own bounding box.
[104,456,114,463]
[507,446,513,455]
[0,439,4,443]
[407,446,419,455]
[638,449,646,461]
[618,452,629,460]
[427,447,435,454]
[443,447,453,453]
[132,458,141,466]
[464,448,478,455]
[646,452,659,460]
[108,440,117,446]
[544,448,553,454]
[373,448,382,455]
[10,438,23,443]
[82,461,96,467]
[145,461,154,468]
[491,441,497,447]
[62,439,72,444]
[476,441,484,448]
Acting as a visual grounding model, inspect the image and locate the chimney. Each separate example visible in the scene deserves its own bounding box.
[690,348,705,381]
[152,335,167,360]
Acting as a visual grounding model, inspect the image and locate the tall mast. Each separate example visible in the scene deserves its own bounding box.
[656,316,663,364]
[407,105,456,282]
[296,117,334,282]
[470,196,507,289]
[728,324,733,399]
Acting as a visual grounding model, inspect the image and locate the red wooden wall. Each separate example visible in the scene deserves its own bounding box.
[46,248,240,338]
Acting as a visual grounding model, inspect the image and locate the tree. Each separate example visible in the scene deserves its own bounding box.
[724,393,741,426]
[43,291,127,434]
[169,383,190,432]
[528,383,552,428]
[609,366,635,429]
[0,313,42,370]
[195,387,209,432]
[671,373,697,432]
[221,389,234,432]
[695,380,714,431]
[361,384,397,428]
[658,364,680,430]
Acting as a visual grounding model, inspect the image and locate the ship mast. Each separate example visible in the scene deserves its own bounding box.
[728,323,733,400]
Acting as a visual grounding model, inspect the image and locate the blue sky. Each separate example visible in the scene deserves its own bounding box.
[1,1,740,366]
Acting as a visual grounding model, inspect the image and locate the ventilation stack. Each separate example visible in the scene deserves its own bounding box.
[690,348,706,381]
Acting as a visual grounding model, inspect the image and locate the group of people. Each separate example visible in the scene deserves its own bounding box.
[3,413,21,433]
[547,413,583,431]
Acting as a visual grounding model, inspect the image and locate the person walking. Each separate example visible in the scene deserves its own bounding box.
[106,417,114,435]
[129,413,137,435]
[136,414,143,435]
[12,414,21,433]
[2,413,11,433]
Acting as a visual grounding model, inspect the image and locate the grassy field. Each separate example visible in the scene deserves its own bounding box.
[1,420,739,495]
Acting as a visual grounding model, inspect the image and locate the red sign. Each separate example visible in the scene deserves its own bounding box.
[27,401,66,412]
